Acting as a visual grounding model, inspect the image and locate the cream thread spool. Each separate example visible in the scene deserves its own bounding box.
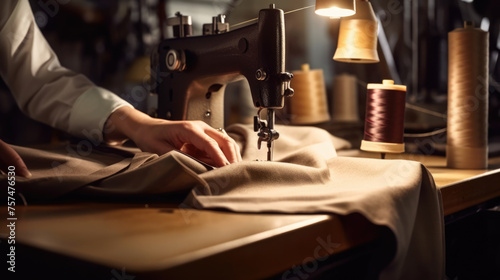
[289,64,330,125]
[447,21,489,169]
[360,79,407,156]
[333,0,379,63]
[332,74,359,122]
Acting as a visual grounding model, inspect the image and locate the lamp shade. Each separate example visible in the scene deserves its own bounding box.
[315,0,356,18]
[333,0,379,63]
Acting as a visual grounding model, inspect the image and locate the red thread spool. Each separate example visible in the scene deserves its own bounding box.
[360,80,406,154]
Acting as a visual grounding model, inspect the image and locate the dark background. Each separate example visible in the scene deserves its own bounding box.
[1,0,499,151]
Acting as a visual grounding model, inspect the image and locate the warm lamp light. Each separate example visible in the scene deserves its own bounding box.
[315,0,356,18]
[333,0,379,63]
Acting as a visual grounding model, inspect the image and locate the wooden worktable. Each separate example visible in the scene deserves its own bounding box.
[2,202,382,279]
[2,152,499,279]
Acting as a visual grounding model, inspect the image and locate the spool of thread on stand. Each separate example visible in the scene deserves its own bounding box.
[331,74,359,122]
[447,21,489,169]
[289,64,330,125]
[360,80,406,157]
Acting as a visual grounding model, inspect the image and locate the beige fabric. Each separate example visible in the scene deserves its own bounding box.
[0,124,444,279]
[191,124,445,280]
[6,145,209,199]
[0,0,132,141]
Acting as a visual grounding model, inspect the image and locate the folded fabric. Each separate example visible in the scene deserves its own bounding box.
[189,124,445,280]
[0,124,444,280]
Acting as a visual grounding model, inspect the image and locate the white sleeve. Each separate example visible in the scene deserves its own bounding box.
[0,0,133,142]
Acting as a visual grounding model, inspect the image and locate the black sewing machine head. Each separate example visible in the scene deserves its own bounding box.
[150,4,293,160]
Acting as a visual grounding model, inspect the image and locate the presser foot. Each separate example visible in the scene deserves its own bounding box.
[254,109,279,161]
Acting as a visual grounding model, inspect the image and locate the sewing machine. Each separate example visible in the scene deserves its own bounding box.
[150,4,294,161]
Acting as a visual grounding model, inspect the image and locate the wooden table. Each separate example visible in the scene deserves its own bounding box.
[1,202,382,279]
[2,152,499,279]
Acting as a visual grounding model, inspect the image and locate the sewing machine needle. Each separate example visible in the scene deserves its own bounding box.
[267,140,273,161]
[267,109,275,161]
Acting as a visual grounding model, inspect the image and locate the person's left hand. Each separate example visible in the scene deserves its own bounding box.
[0,139,32,178]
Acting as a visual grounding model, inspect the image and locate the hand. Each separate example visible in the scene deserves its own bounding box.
[133,119,242,167]
[104,106,242,167]
[0,139,32,178]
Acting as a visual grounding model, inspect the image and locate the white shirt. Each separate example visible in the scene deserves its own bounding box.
[0,0,132,142]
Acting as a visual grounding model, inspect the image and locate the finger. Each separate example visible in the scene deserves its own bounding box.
[180,124,229,167]
[0,140,32,178]
[205,128,241,164]
[199,137,229,167]
[163,121,231,167]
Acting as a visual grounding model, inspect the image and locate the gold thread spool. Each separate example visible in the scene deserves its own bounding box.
[447,21,489,169]
[289,64,330,125]
[333,0,379,63]
[331,74,359,122]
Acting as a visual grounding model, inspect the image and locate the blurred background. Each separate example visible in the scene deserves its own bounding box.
[1,0,499,153]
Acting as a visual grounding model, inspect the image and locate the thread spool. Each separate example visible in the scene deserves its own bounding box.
[289,64,330,125]
[331,74,359,122]
[333,0,379,63]
[447,21,489,169]
[360,79,406,154]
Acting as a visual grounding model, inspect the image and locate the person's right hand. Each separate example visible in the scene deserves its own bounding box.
[0,139,31,178]
[103,106,242,167]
